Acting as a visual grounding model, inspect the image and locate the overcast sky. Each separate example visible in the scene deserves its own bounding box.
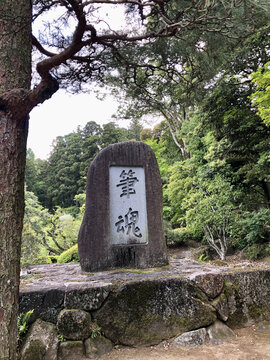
[27,90,125,159]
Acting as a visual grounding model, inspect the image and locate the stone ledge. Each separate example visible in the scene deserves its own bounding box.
[19,258,270,346]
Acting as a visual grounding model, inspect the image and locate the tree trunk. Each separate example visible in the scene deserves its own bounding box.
[0,1,32,358]
[0,115,28,359]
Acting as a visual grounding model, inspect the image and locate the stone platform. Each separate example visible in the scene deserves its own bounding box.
[19,255,270,347]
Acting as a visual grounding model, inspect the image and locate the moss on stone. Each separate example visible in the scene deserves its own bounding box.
[111,265,171,274]
[22,339,46,360]
[58,341,85,360]
[223,281,238,297]
[57,309,92,340]
[95,278,216,346]
[248,304,270,320]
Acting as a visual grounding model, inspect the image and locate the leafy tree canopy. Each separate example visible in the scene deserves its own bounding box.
[251,61,270,126]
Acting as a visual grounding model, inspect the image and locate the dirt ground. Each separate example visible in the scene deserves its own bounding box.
[99,324,270,360]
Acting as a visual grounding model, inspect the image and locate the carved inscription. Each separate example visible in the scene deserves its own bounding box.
[110,166,148,245]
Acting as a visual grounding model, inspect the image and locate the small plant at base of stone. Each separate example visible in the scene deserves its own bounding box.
[17,309,34,343]
[91,324,102,339]
[57,334,66,342]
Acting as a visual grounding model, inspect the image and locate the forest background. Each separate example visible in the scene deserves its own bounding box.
[2,1,270,358]
[24,18,270,265]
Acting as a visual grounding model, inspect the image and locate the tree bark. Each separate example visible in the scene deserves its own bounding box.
[0,114,28,359]
[0,1,32,358]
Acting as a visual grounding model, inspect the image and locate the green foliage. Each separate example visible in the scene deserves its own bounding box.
[184,175,237,260]
[57,334,66,343]
[21,190,51,267]
[243,244,264,260]
[17,310,34,342]
[244,208,270,244]
[164,221,199,246]
[90,324,102,339]
[232,208,270,250]
[22,191,84,266]
[31,256,53,265]
[48,255,58,263]
[198,253,209,263]
[170,228,193,246]
[58,245,79,263]
[22,18,270,265]
[251,61,270,125]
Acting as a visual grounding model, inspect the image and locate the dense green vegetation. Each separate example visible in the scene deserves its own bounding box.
[24,81,270,264]
[23,20,270,265]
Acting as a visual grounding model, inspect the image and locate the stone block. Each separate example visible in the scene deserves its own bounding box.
[194,273,224,299]
[85,335,114,359]
[21,319,58,360]
[171,328,207,348]
[19,287,65,324]
[64,284,111,311]
[223,270,270,328]
[78,141,168,272]
[207,320,236,345]
[95,278,216,346]
[57,309,92,340]
[58,341,85,360]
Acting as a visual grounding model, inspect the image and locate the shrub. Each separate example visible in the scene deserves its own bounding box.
[244,244,264,260]
[171,228,193,245]
[164,221,196,246]
[232,208,270,250]
[58,244,79,263]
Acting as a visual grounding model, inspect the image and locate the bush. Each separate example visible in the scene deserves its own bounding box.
[164,221,195,246]
[58,244,79,263]
[243,243,270,261]
[232,208,270,250]
[171,228,193,245]
[243,244,264,260]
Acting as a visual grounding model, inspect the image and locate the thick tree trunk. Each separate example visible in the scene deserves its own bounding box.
[0,1,32,358]
[0,115,28,359]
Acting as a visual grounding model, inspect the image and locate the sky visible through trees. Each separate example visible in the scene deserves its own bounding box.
[0,1,270,358]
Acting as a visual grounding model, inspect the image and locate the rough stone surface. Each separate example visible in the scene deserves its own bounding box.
[21,319,58,360]
[95,278,216,346]
[212,292,231,321]
[58,341,85,360]
[207,320,236,345]
[64,284,111,311]
[19,287,65,324]
[194,273,224,299]
[85,336,114,359]
[19,261,270,348]
[171,328,207,348]
[57,309,92,340]
[78,141,168,272]
[222,271,270,328]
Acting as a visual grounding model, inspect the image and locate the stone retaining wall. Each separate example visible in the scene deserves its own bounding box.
[19,262,270,359]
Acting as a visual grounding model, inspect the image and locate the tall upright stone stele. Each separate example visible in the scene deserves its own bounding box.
[78,141,168,272]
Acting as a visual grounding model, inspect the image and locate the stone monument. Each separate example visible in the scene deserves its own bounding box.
[78,141,168,272]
